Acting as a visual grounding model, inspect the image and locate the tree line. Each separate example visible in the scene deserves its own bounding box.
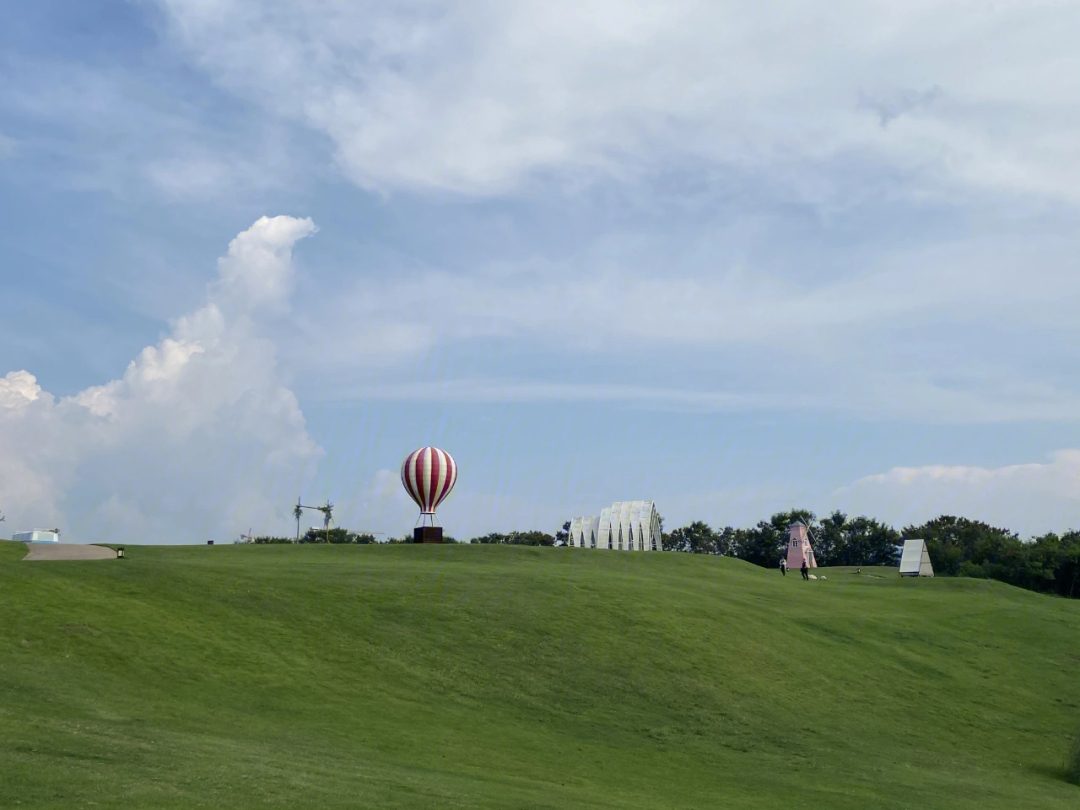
[245,528,380,544]
[244,528,461,544]
[658,509,1080,600]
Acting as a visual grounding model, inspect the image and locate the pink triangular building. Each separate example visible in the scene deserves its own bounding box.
[785,521,817,570]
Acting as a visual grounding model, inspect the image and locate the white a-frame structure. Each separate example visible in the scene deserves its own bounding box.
[899,538,934,577]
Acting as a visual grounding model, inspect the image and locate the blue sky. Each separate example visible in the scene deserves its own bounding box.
[2,0,1080,543]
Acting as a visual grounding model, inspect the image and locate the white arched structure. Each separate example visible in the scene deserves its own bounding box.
[568,516,600,548]
[569,501,661,551]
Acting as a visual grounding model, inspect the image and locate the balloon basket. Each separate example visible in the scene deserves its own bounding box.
[413,527,443,544]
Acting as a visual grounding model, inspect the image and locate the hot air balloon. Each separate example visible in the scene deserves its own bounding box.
[401,447,457,542]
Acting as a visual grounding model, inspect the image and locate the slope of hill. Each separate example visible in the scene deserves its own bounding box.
[1,541,1078,809]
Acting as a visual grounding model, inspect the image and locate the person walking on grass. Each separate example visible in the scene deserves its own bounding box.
[801,559,809,581]
[780,557,787,576]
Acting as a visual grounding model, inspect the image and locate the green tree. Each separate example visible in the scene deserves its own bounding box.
[666,521,720,554]
[303,527,346,544]
[1016,531,1080,597]
[298,527,376,544]
[471,533,507,544]
[902,516,1021,578]
[812,510,847,565]
[715,526,738,557]
[837,515,900,566]
[470,531,554,546]
[1058,535,1080,599]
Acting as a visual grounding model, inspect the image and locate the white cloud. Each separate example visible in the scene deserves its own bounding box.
[838,449,1080,535]
[153,0,1080,201]
[327,378,751,409]
[0,371,42,409]
[0,216,322,543]
[213,215,317,310]
[134,1,1080,424]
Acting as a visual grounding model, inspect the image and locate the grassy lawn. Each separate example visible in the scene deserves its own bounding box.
[1,541,1078,808]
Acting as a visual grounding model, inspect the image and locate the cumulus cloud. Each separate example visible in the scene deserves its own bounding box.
[213,215,318,309]
[0,216,321,543]
[838,450,1080,535]
[152,0,1080,201]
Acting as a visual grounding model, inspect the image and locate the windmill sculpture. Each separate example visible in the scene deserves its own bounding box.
[785,520,817,573]
[293,497,334,543]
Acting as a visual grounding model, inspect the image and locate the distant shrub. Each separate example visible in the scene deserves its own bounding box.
[470,531,553,546]
[300,528,381,544]
[1067,730,1080,785]
[384,534,455,543]
[246,530,380,544]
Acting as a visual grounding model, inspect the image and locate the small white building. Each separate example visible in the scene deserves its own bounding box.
[13,529,60,544]
[568,501,662,551]
[899,538,934,577]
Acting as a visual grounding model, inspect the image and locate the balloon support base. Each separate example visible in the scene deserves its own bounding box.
[413,527,443,544]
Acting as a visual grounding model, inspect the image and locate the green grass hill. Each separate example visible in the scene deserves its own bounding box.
[1,540,1078,809]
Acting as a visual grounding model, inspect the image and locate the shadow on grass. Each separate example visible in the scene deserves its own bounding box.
[1067,731,1080,786]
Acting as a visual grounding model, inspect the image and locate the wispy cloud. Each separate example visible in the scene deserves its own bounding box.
[837,449,1080,535]
[0,132,16,159]
[324,378,753,410]
[857,86,942,128]
[152,0,1080,202]
[282,225,1080,423]
[0,51,304,201]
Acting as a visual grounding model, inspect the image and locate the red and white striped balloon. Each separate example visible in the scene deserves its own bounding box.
[400,447,458,515]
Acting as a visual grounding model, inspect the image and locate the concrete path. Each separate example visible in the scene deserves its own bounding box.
[22,544,117,561]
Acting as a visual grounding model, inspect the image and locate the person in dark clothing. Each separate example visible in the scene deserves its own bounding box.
[780,558,787,576]
[801,560,809,581]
